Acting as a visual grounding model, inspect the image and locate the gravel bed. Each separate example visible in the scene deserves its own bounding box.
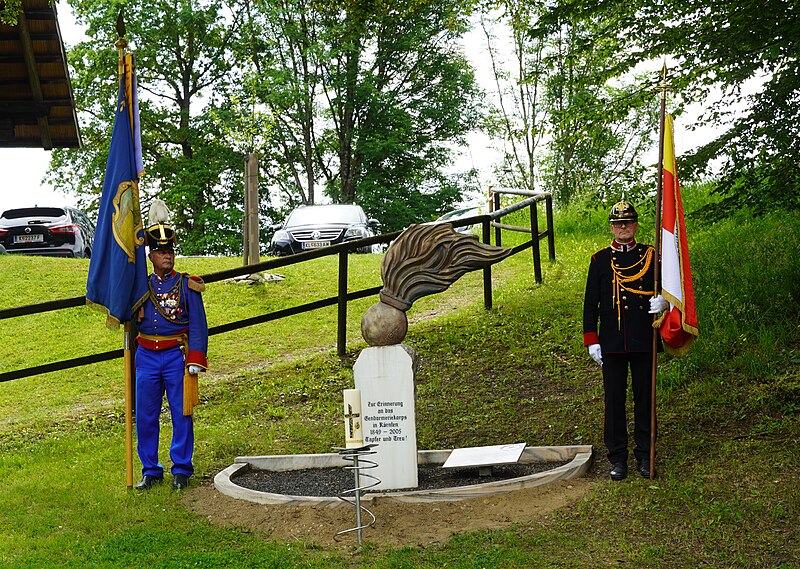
[233,461,568,497]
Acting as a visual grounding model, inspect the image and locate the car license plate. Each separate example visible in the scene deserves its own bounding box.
[14,234,43,243]
[302,240,330,249]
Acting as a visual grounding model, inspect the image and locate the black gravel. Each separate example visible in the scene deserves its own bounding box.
[233,461,568,497]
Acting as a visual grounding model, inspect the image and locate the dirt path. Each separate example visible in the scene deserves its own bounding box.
[185,478,594,549]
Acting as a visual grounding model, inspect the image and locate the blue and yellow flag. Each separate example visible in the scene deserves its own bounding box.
[86,52,148,329]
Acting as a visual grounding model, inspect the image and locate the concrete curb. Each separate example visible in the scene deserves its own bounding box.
[214,444,593,506]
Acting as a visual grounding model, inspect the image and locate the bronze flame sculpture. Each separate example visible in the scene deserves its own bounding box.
[361,223,511,346]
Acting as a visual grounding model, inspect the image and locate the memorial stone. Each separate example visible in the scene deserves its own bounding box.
[354,345,418,490]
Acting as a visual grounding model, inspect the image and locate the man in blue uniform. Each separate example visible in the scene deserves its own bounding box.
[583,201,667,481]
[134,218,208,490]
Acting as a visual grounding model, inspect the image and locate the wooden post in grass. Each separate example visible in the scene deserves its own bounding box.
[650,62,668,480]
[243,153,260,265]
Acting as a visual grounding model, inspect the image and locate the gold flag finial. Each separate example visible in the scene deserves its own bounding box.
[659,60,670,102]
[116,9,126,39]
[115,9,128,75]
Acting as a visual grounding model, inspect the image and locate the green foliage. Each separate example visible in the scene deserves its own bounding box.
[1,184,799,565]
[538,20,658,207]
[477,2,658,207]
[50,0,482,244]
[52,0,249,255]
[0,0,22,25]
[537,0,800,219]
[245,0,481,232]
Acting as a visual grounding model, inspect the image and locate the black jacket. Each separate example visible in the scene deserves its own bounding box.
[583,242,658,354]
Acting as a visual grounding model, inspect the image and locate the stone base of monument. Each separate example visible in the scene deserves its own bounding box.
[214,444,593,506]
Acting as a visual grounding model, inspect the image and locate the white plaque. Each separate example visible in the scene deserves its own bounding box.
[354,345,418,490]
[442,442,526,469]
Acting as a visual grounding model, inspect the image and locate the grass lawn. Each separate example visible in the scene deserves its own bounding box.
[1,196,798,567]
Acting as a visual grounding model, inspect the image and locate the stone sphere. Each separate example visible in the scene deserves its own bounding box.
[361,301,408,346]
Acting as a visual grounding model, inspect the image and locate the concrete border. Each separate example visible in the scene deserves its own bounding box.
[213,445,593,506]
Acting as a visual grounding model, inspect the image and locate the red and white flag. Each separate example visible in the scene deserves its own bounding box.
[658,115,699,355]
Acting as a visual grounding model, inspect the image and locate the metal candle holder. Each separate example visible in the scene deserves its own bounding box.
[333,444,380,544]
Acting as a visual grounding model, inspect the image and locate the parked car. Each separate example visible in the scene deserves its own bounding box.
[269,204,380,255]
[432,206,485,234]
[0,206,95,258]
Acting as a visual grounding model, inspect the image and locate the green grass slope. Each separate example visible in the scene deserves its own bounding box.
[0,188,798,567]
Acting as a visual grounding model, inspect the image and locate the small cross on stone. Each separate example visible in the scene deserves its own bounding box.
[344,404,360,438]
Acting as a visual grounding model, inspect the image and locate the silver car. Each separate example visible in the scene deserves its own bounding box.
[0,206,95,258]
[269,204,380,255]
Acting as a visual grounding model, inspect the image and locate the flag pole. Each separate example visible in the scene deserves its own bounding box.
[650,62,668,479]
[124,323,134,488]
[117,11,135,489]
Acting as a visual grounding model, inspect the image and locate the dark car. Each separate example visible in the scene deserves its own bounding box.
[269,204,380,255]
[0,206,95,258]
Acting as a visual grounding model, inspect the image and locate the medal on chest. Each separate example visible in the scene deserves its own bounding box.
[149,274,187,323]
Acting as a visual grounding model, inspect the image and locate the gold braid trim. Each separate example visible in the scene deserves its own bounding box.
[611,247,654,328]
[186,275,205,292]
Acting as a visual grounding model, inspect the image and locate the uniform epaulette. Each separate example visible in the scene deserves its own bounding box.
[185,274,206,292]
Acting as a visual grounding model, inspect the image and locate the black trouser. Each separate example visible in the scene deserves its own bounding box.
[602,351,654,464]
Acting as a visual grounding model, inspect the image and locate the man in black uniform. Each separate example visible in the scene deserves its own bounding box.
[583,200,667,480]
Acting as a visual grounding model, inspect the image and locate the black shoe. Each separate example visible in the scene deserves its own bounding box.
[172,473,190,490]
[134,475,163,490]
[609,462,628,481]
[637,459,654,478]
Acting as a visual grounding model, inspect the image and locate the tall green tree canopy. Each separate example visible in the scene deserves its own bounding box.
[49,0,481,248]
[244,0,481,232]
[49,0,245,254]
[476,1,656,208]
[536,0,800,219]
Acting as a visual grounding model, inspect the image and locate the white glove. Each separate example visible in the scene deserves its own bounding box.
[649,295,669,314]
[187,365,203,375]
[588,344,603,366]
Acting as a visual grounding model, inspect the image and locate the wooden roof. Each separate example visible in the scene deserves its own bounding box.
[0,0,81,149]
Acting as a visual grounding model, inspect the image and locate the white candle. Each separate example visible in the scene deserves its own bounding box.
[343,389,364,448]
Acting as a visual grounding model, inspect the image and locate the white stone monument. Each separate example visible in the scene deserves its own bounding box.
[354,345,418,490]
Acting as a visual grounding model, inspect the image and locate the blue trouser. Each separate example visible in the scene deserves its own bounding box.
[135,346,194,478]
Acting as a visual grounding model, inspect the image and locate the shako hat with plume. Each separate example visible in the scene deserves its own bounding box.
[145,199,177,251]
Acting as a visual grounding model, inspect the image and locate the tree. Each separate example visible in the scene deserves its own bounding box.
[48,0,246,254]
[539,16,657,207]
[478,2,549,196]
[50,0,483,245]
[240,0,325,208]
[0,0,22,25]
[245,0,481,232]
[536,0,800,218]
[476,1,656,208]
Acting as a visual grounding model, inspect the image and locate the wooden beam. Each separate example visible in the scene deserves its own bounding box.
[16,8,52,149]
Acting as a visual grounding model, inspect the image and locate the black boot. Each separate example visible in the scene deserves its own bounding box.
[610,462,628,481]
[134,475,163,490]
[637,458,654,478]
[172,473,190,490]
